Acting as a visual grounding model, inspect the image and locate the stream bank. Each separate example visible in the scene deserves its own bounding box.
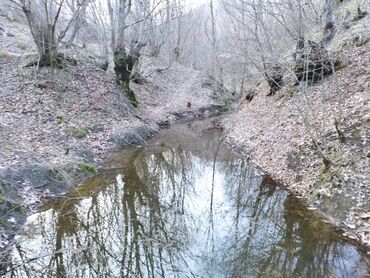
[223,37,370,251]
[1,120,369,277]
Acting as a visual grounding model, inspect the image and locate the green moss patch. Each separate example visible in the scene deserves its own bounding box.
[65,127,88,139]
[50,160,98,181]
[221,99,232,112]
[78,162,98,175]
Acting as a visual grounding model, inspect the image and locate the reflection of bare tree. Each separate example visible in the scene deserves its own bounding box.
[254,196,352,278]
[205,131,221,259]
[6,144,201,277]
[220,171,366,278]
[4,124,369,277]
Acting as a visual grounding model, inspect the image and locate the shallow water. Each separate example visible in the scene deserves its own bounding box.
[3,121,370,277]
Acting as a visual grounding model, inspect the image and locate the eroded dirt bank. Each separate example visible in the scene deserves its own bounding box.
[223,37,370,251]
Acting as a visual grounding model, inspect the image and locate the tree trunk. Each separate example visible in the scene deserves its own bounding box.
[113,41,145,107]
[65,0,86,48]
[114,47,138,107]
[22,2,65,68]
[25,27,63,68]
[322,0,335,44]
[65,24,79,48]
[209,0,223,84]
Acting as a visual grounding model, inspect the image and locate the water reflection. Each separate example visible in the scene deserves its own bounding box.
[3,122,370,277]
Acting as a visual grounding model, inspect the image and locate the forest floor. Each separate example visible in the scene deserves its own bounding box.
[223,15,370,251]
[0,10,233,248]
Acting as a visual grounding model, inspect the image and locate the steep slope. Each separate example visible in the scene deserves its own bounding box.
[224,14,370,249]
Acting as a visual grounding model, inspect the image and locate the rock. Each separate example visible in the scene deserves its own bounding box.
[158,120,171,129]
[347,234,357,240]
[108,124,155,146]
[359,213,370,219]
[23,53,42,67]
[265,63,283,95]
[245,89,256,102]
[344,222,356,229]
[0,27,6,37]
[307,206,317,211]
[317,188,332,198]
[99,60,109,71]
[7,217,16,224]
[293,40,333,84]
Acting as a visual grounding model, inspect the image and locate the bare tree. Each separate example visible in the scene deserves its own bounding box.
[89,1,111,63]
[322,0,335,45]
[10,0,92,67]
[206,0,223,83]
[221,0,283,94]
[107,0,164,107]
[65,0,89,48]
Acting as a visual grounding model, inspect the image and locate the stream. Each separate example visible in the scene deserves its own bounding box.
[3,120,370,277]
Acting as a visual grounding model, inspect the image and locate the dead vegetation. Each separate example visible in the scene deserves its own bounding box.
[224,33,370,249]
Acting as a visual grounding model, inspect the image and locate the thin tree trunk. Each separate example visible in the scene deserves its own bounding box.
[322,0,335,44]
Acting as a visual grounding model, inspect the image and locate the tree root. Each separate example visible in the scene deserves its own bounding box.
[25,53,77,68]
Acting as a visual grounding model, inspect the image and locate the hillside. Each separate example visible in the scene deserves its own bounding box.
[224,12,370,249]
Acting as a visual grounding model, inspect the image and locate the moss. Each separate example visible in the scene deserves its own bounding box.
[295,175,303,183]
[25,53,76,69]
[306,146,344,191]
[221,99,232,112]
[50,161,98,182]
[65,127,87,139]
[59,67,74,81]
[78,162,98,175]
[14,205,25,214]
[313,171,330,189]
[50,167,64,181]
[0,196,5,206]
[122,83,138,107]
[333,59,347,71]
[286,86,298,98]
[57,116,65,125]
[327,146,341,162]
[0,218,11,229]
[0,183,6,206]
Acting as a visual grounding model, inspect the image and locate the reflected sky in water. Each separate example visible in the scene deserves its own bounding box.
[3,121,370,277]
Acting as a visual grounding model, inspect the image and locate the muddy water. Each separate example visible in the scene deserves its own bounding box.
[3,121,370,277]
